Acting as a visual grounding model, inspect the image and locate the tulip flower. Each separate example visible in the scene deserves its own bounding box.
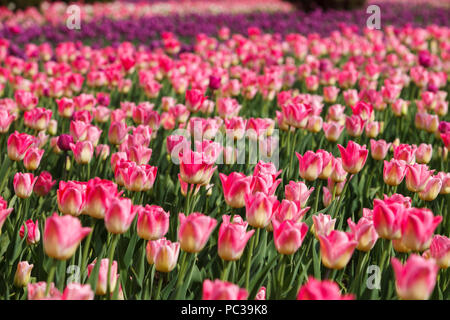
[104,197,136,234]
[14,261,33,288]
[405,164,434,193]
[70,140,94,164]
[383,159,407,186]
[323,122,344,142]
[13,172,37,199]
[401,208,442,252]
[27,282,61,300]
[337,140,368,174]
[244,192,279,229]
[43,213,91,260]
[296,151,323,181]
[19,219,40,245]
[57,134,74,151]
[61,283,94,300]
[347,217,378,252]
[0,199,13,232]
[370,139,391,161]
[345,115,365,137]
[178,212,217,253]
[273,219,308,255]
[435,172,450,194]
[136,205,170,241]
[87,258,118,296]
[284,181,314,208]
[418,178,442,201]
[219,172,252,208]
[179,149,217,186]
[318,230,358,269]
[330,157,348,183]
[391,255,438,300]
[218,215,255,261]
[84,178,119,219]
[255,287,266,300]
[202,279,248,300]
[297,277,354,300]
[311,213,336,239]
[373,199,406,240]
[146,238,180,273]
[427,235,450,269]
[108,121,129,145]
[57,180,86,217]
[393,144,417,164]
[415,143,433,164]
[7,131,35,161]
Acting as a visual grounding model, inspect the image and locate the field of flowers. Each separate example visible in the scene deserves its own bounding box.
[0,0,448,301]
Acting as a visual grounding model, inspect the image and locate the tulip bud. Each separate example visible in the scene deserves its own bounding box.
[14,261,33,287]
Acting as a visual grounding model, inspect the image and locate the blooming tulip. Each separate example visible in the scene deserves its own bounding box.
[318,230,358,269]
[337,140,368,174]
[273,219,308,255]
[13,172,37,199]
[244,192,279,229]
[87,258,118,296]
[14,261,33,287]
[202,279,248,300]
[104,197,136,234]
[297,276,354,300]
[178,212,217,253]
[146,238,180,273]
[219,172,251,208]
[218,215,255,261]
[136,205,170,241]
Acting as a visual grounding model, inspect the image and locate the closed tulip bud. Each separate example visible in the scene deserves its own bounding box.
[218,215,255,261]
[383,159,407,186]
[44,213,91,260]
[13,172,37,199]
[347,217,378,252]
[48,119,58,135]
[322,186,334,208]
[318,230,358,269]
[405,164,434,193]
[296,151,322,181]
[255,286,266,300]
[273,219,308,255]
[136,205,170,240]
[104,197,136,234]
[178,212,217,253]
[57,134,74,151]
[317,150,333,180]
[244,192,279,229]
[19,219,40,245]
[297,276,354,300]
[306,115,323,133]
[330,157,348,183]
[146,238,180,273]
[87,258,118,296]
[14,261,33,287]
[57,181,86,217]
[370,139,391,161]
[23,147,44,171]
[202,279,248,300]
[337,140,368,174]
[62,283,94,300]
[365,121,381,138]
[391,255,438,300]
[70,141,93,164]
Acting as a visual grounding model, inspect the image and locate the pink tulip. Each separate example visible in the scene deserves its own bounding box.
[312,213,336,239]
[121,163,158,192]
[14,261,33,288]
[217,97,241,119]
[282,103,311,129]
[136,205,170,241]
[7,131,35,161]
[255,286,266,300]
[318,230,358,269]
[370,139,391,161]
[391,254,438,300]
[178,212,217,253]
[15,90,38,111]
[427,235,450,269]
[401,208,442,252]
[244,192,279,229]
[202,279,248,300]
[24,107,52,131]
[57,180,86,217]
[27,282,61,300]
[347,217,378,252]
[405,164,434,193]
[418,178,442,201]
[323,86,340,103]
[218,215,255,261]
[284,181,314,208]
[296,151,323,181]
[435,172,450,194]
[146,238,180,272]
[104,197,136,234]
[219,172,252,208]
[323,121,344,142]
[345,115,366,137]
[337,140,368,174]
[126,145,153,165]
[316,150,333,180]
[179,149,217,186]
[84,178,119,219]
[273,219,308,255]
[19,219,40,245]
[250,173,281,196]
[43,213,91,260]
[87,258,118,296]
[185,89,206,113]
[330,157,348,183]
[383,159,407,186]
[23,147,44,171]
[108,121,129,145]
[0,196,13,232]
[13,172,37,199]
[373,199,406,240]
[61,283,94,300]
[70,140,94,164]
[415,143,433,164]
[350,101,373,121]
[393,144,417,164]
[0,109,15,133]
[297,276,354,300]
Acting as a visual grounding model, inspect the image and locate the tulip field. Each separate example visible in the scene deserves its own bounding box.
[0,0,449,301]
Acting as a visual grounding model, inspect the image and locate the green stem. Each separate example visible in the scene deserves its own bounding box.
[80,220,96,278]
[245,229,256,290]
[155,274,163,300]
[221,260,232,281]
[45,259,58,296]
[333,175,351,218]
